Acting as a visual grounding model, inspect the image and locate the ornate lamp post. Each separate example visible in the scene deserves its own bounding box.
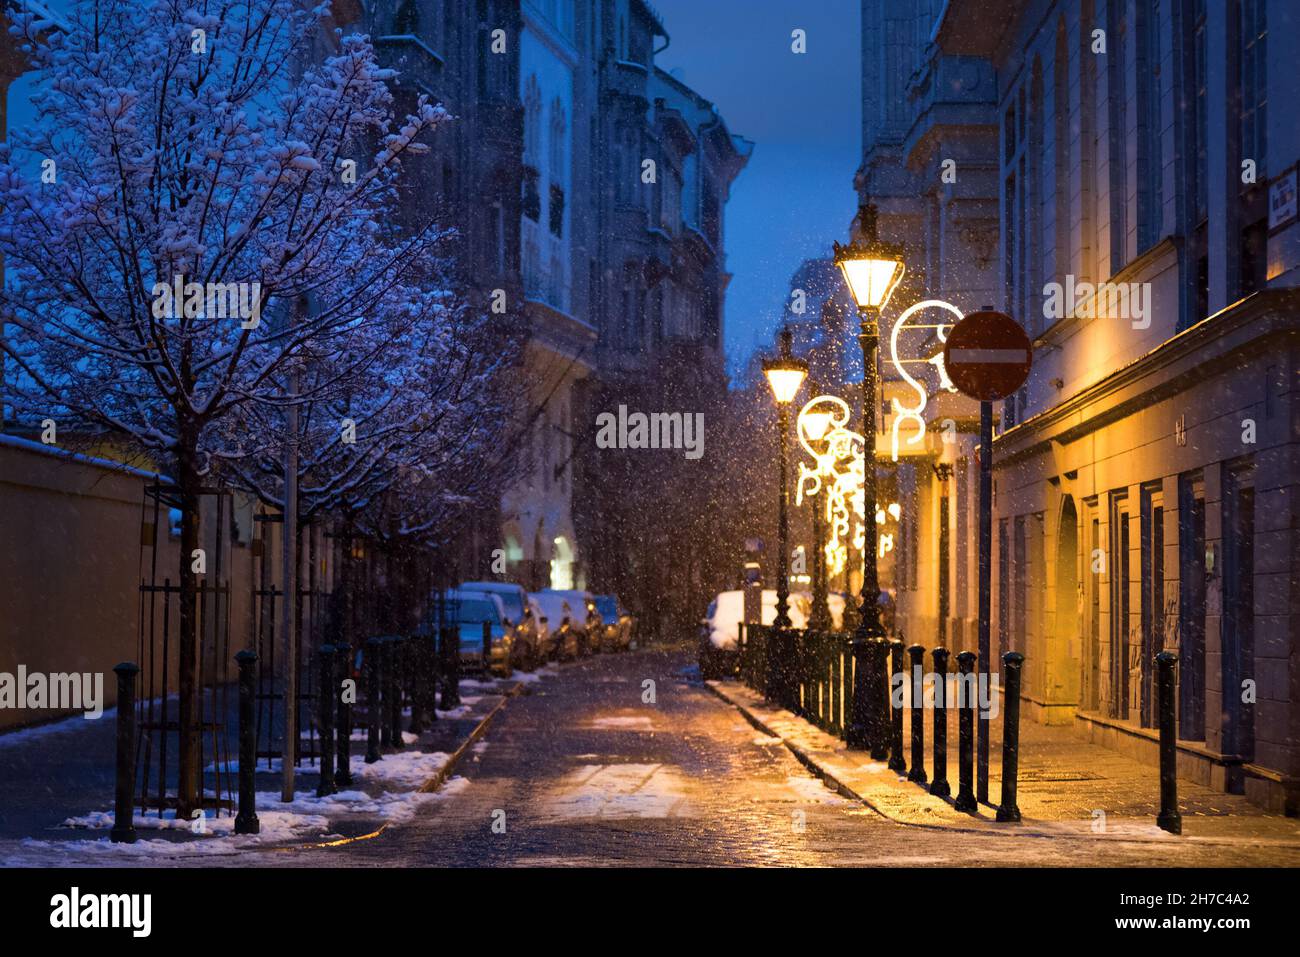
[801,403,834,631]
[834,202,905,755]
[762,328,808,631]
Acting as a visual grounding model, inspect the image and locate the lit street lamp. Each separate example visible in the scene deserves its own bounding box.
[802,400,834,631]
[763,327,807,631]
[834,201,905,757]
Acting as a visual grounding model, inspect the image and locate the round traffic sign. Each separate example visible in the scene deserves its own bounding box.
[942,310,1032,402]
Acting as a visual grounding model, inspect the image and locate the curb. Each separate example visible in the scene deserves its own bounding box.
[269,679,523,853]
[705,679,1300,849]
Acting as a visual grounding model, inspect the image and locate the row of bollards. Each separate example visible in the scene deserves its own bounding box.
[109,625,464,842]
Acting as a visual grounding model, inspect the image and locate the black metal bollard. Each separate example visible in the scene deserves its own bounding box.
[110,662,139,844]
[996,651,1024,823]
[366,637,382,763]
[907,644,927,784]
[870,638,890,761]
[955,650,978,812]
[888,638,906,773]
[1156,651,1182,834]
[482,620,492,677]
[335,644,353,787]
[234,650,260,834]
[316,644,336,798]
[423,636,439,724]
[387,639,404,750]
[930,647,951,797]
[441,626,461,710]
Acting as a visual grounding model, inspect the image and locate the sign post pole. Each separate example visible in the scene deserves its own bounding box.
[941,309,1032,810]
[977,399,992,803]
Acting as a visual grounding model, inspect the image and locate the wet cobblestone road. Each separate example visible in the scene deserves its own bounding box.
[266,648,1300,867]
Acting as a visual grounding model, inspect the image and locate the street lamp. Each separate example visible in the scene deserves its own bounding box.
[834,201,905,756]
[763,327,807,631]
[801,401,834,632]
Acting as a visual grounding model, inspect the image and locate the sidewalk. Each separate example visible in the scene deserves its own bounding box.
[0,669,555,864]
[707,679,1300,847]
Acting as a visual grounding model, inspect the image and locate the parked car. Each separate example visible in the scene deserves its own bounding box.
[439,588,513,678]
[698,588,855,678]
[526,595,553,661]
[459,581,544,670]
[532,590,596,660]
[697,589,805,679]
[592,595,633,652]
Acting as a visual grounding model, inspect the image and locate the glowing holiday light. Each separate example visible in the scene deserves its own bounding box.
[887,299,963,461]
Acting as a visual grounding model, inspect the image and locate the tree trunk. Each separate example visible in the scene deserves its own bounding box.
[175,441,202,818]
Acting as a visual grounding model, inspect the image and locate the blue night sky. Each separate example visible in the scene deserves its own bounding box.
[650,0,862,383]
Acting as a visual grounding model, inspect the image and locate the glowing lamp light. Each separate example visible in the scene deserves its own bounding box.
[763,328,808,405]
[803,409,833,441]
[833,203,906,311]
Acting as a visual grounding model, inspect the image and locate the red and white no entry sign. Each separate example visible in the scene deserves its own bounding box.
[942,310,1032,402]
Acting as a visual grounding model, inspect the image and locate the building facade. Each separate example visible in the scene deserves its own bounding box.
[367,1,748,592]
[859,0,1300,812]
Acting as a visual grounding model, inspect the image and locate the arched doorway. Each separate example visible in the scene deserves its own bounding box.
[1051,497,1081,709]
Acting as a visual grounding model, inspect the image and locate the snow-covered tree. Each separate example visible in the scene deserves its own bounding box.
[0,0,453,814]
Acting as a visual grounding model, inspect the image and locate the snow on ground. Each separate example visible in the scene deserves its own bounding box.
[537,763,691,820]
[589,715,655,730]
[3,751,465,865]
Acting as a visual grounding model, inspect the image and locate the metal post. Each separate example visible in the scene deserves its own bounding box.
[775,398,793,628]
[888,638,906,773]
[335,644,353,787]
[481,619,492,677]
[234,650,260,834]
[810,468,832,631]
[907,644,927,784]
[996,651,1024,823]
[930,647,951,797]
[110,662,139,844]
[955,650,977,812]
[848,297,887,750]
[316,644,335,798]
[387,639,403,750]
[977,400,993,802]
[366,637,382,763]
[1156,651,1182,834]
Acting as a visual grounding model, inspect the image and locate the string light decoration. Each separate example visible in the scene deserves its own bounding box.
[886,299,963,461]
[794,396,903,579]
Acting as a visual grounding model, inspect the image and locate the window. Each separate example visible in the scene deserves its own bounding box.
[394,0,419,34]
[549,184,565,238]
[523,75,542,164]
[1222,462,1256,758]
[1137,0,1164,252]
[1107,3,1129,269]
[1013,515,1026,656]
[521,166,540,222]
[998,518,1009,655]
[1109,492,1132,719]
[549,98,567,185]
[1053,20,1070,285]
[1177,472,1206,740]
[1139,484,1164,728]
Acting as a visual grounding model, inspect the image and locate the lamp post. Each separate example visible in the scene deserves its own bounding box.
[802,402,834,632]
[834,202,905,755]
[762,328,808,631]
